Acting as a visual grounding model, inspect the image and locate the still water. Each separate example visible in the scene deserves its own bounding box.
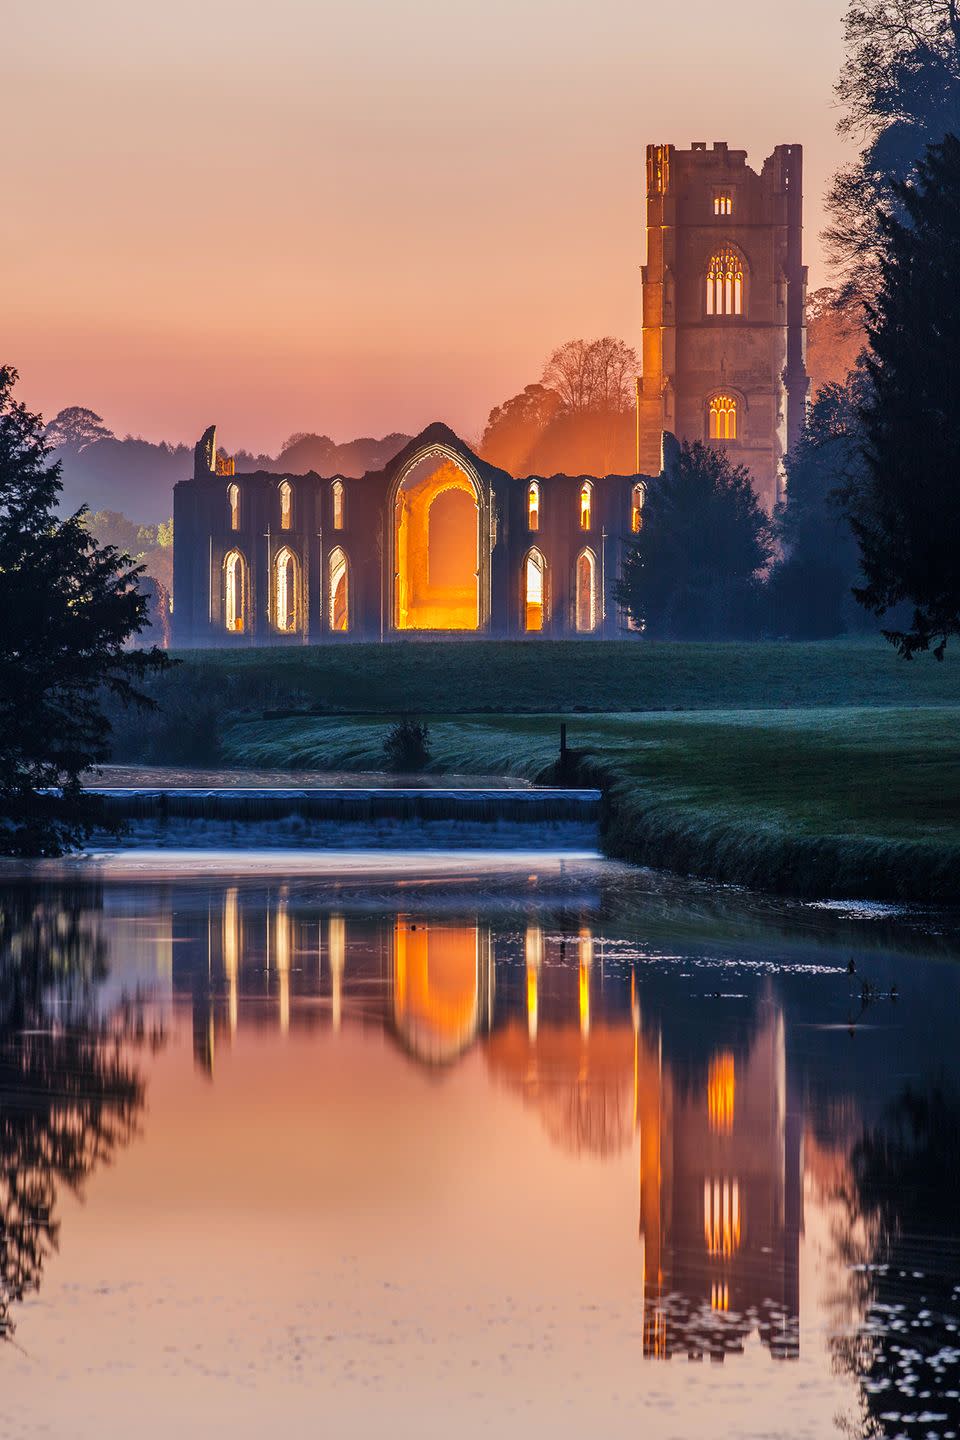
[1,849,959,1440]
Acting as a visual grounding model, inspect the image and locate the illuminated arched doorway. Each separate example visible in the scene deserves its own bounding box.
[273,546,299,633]
[223,548,246,633]
[523,548,547,631]
[575,549,597,632]
[328,546,349,632]
[393,450,482,630]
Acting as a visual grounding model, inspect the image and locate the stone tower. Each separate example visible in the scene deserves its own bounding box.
[637,141,808,511]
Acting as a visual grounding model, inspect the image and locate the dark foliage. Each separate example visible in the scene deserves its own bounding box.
[616,441,774,640]
[0,366,169,854]
[830,1084,960,1438]
[850,137,960,657]
[826,0,960,307]
[770,375,871,638]
[0,887,154,1338]
[383,717,431,772]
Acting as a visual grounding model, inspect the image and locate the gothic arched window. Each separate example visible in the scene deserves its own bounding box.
[579,481,593,531]
[708,394,739,441]
[279,480,293,531]
[527,481,540,532]
[224,549,246,633]
[332,479,345,530]
[631,482,646,533]
[328,546,349,632]
[274,546,298,632]
[706,246,744,316]
[227,482,240,531]
[524,549,546,631]
[575,549,597,632]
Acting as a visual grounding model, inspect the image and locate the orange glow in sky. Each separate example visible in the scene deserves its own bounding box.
[4,0,848,451]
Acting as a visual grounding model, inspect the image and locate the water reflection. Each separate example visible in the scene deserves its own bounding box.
[171,885,803,1366]
[3,865,960,1439]
[0,888,158,1338]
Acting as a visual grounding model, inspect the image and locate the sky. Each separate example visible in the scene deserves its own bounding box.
[3,0,850,453]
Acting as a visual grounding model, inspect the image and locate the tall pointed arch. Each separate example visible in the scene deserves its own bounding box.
[575,549,598,633]
[328,546,349,632]
[273,545,299,632]
[223,548,246,633]
[705,245,745,316]
[523,547,547,632]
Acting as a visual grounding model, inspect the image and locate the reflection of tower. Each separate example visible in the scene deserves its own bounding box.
[639,1007,801,1361]
[392,916,493,1064]
[329,914,344,1033]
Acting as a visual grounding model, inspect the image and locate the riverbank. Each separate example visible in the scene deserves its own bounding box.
[103,639,960,902]
[220,706,960,902]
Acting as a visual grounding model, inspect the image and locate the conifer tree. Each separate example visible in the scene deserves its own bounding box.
[852,135,960,657]
[0,366,168,854]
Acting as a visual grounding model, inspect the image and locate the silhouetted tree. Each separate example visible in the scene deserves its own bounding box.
[0,888,154,1338]
[826,0,960,308]
[617,441,774,639]
[479,384,562,473]
[770,375,869,638]
[43,406,114,453]
[849,137,960,657]
[541,337,638,414]
[0,366,169,854]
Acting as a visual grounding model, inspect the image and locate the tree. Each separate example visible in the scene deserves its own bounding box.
[826,0,960,307]
[479,384,562,473]
[0,366,169,855]
[770,375,869,638]
[540,337,638,414]
[43,405,114,453]
[806,286,866,398]
[849,136,960,657]
[616,441,774,640]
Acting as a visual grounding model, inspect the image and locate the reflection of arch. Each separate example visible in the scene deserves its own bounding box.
[328,546,349,631]
[708,393,739,441]
[523,547,547,632]
[391,447,483,631]
[575,549,597,632]
[331,479,345,530]
[223,549,246,633]
[392,917,479,1064]
[227,482,240,531]
[278,480,293,530]
[273,546,298,632]
[705,244,745,316]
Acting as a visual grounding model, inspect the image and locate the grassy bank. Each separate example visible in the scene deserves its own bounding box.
[221,706,960,902]
[107,639,960,900]
[167,638,960,713]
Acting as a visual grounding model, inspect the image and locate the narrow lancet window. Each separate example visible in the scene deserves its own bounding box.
[706,246,744,315]
[575,549,597,632]
[332,479,345,530]
[279,480,293,531]
[224,549,245,633]
[579,481,592,531]
[709,394,738,441]
[524,549,545,631]
[527,481,540,532]
[713,192,733,216]
[329,546,349,631]
[227,482,240,531]
[631,482,646,533]
[274,546,297,632]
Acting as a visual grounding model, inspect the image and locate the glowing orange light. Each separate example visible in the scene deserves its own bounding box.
[709,395,738,441]
[524,550,545,632]
[711,1282,729,1311]
[706,246,743,315]
[224,549,245,632]
[527,481,540,532]
[525,926,541,1040]
[631,482,645,534]
[708,1051,735,1134]
[703,1177,742,1257]
[579,481,592,530]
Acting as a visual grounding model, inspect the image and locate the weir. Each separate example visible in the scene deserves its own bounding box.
[85,785,603,850]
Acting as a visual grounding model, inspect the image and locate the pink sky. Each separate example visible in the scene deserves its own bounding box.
[4,0,849,453]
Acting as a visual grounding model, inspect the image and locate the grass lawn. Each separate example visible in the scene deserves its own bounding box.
[170,637,960,713]
[223,705,960,901]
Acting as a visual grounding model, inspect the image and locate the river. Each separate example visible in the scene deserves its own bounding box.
[1,848,958,1439]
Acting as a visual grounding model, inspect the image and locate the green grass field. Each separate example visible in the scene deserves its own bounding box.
[170,637,960,713]
[114,639,960,901]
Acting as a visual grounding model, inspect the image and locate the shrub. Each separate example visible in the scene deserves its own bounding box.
[383,717,431,772]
